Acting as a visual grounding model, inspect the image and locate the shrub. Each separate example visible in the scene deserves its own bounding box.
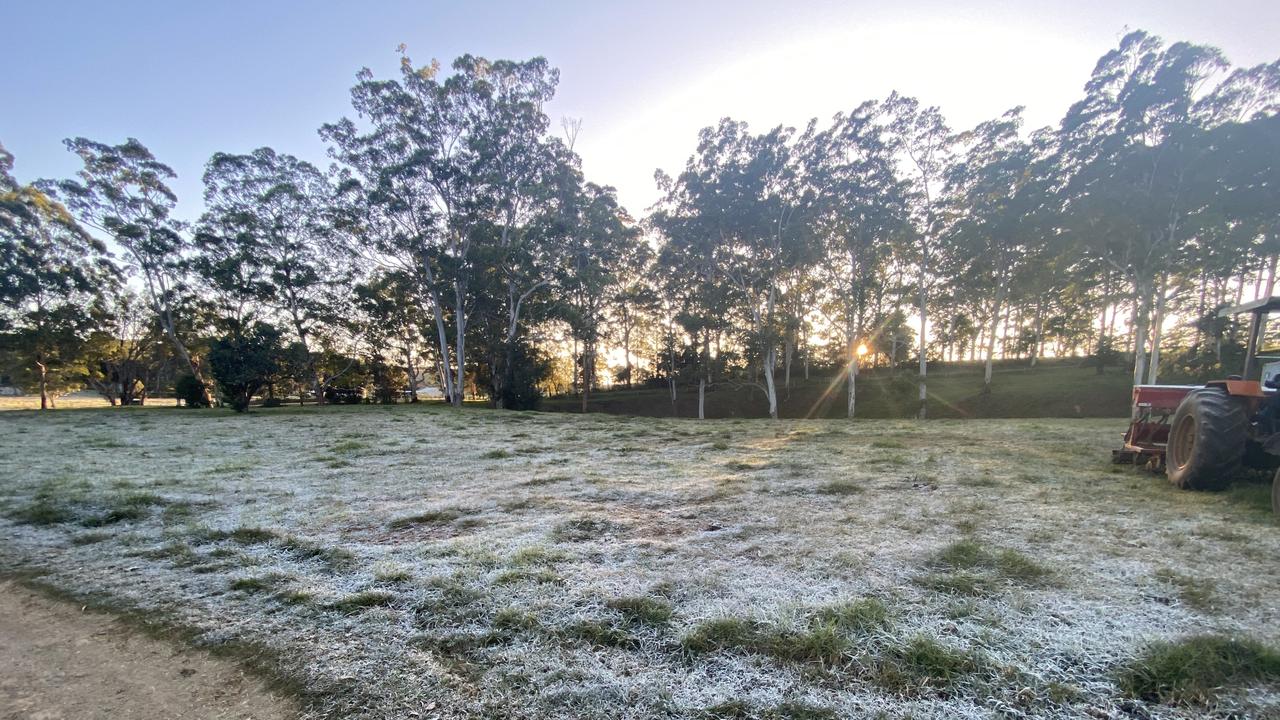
[208,322,285,412]
[174,374,210,408]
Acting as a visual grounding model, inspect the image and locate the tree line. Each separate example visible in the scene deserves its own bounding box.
[2,31,1277,417]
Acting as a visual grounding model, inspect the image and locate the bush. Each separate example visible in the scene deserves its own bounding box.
[495,338,551,411]
[208,322,285,412]
[174,374,210,408]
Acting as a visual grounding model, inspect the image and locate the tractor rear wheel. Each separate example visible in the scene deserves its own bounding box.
[1166,388,1248,491]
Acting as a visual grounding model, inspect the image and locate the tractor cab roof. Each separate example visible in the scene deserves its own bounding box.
[1219,296,1280,318]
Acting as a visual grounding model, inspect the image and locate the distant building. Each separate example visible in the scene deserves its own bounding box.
[414,385,445,399]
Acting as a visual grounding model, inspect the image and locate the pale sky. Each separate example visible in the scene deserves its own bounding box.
[3,1,1277,219]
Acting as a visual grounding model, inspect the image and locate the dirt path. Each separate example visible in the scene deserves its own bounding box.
[0,580,296,720]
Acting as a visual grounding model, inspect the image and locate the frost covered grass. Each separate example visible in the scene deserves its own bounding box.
[1,405,1278,719]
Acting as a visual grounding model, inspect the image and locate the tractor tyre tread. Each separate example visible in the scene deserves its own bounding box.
[1166,388,1248,491]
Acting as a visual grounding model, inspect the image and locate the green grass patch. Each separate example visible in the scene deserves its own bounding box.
[1153,568,1217,612]
[551,516,619,542]
[919,539,1052,595]
[493,568,563,585]
[871,635,986,694]
[682,599,889,665]
[562,618,636,649]
[11,497,77,525]
[606,596,674,625]
[1116,634,1280,705]
[70,531,112,545]
[230,575,280,593]
[330,439,370,454]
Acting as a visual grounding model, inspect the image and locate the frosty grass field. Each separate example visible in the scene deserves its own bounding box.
[1,404,1277,719]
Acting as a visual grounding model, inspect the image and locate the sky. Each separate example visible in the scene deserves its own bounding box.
[3,0,1278,221]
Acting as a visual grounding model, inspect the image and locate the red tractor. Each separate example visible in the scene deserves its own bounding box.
[1114,297,1280,513]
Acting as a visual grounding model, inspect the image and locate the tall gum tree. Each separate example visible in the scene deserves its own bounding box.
[883,94,952,419]
[1,143,113,409]
[801,101,907,418]
[324,52,559,406]
[656,119,816,419]
[1056,31,1277,385]
[197,147,348,404]
[46,138,212,405]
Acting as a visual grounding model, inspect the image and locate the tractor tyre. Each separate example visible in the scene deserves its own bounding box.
[1166,388,1248,491]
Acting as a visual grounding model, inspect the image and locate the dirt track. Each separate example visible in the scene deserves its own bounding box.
[0,580,294,720]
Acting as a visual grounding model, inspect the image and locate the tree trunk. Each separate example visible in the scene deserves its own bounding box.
[918,263,928,420]
[453,286,467,407]
[764,347,779,420]
[580,342,593,413]
[668,325,677,417]
[783,337,793,391]
[847,348,858,420]
[1131,276,1154,387]
[698,377,705,420]
[425,284,455,405]
[1147,279,1168,385]
[37,359,49,411]
[622,309,633,389]
[405,343,419,403]
[983,288,1005,394]
[1266,250,1278,299]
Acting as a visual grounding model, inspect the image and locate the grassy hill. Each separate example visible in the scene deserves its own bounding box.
[544,360,1136,418]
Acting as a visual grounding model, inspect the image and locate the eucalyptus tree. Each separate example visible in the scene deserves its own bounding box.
[0,144,114,408]
[656,119,817,419]
[557,181,640,411]
[801,101,906,417]
[883,93,952,418]
[651,162,732,419]
[1054,31,1273,385]
[355,271,429,402]
[323,52,559,407]
[942,108,1038,392]
[82,290,169,406]
[197,147,348,403]
[608,231,657,389]
[484,139,579,408]
[46,138,212,403]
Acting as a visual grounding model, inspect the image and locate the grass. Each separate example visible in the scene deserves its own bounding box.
[1,405,1277,718]
[230,574,280,593]
[871,636,987,694]
[388,507,472,529]
[918,538,1054,595]
[326,590,396,613]
[551,516,619,542]
[1153,568,1217,611]
[1116,635,1280,705]
[607,596,674,625]
[815,479,862,495]
[682,599,889,665]
[9,490,166,527]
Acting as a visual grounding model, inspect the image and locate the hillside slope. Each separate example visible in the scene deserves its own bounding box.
[544,362,1136,418]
